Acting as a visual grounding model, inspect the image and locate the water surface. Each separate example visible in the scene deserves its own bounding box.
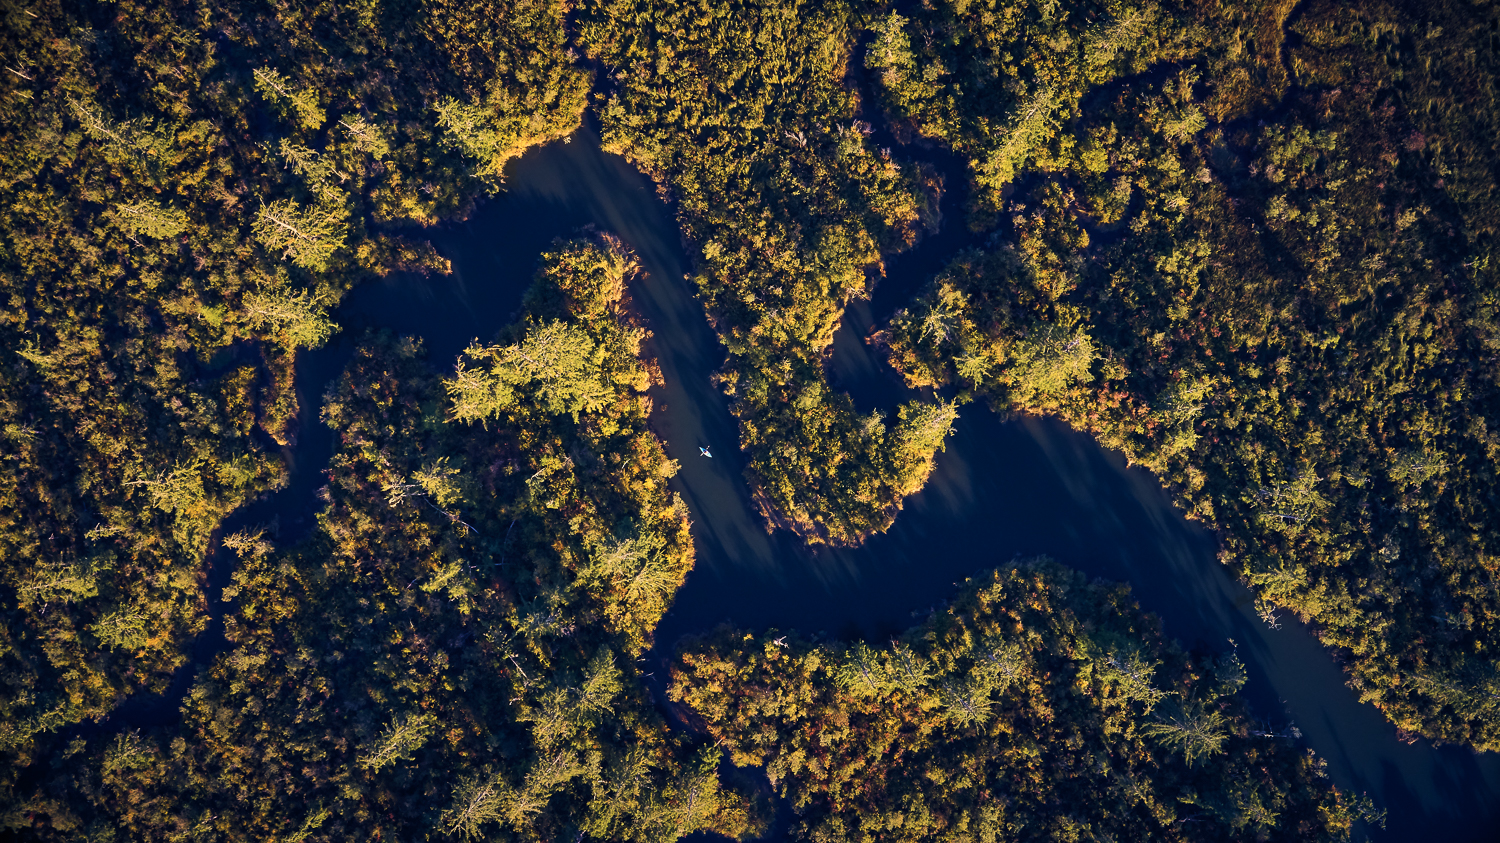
[481,127,1500,842]
[133,125,1499,841]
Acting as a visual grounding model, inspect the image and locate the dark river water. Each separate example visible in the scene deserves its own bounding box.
[170,125,1500,841]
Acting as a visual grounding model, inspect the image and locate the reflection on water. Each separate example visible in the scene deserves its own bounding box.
[294,126,1500,841]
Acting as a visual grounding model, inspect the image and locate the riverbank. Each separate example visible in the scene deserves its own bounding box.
[78,123,1500,842]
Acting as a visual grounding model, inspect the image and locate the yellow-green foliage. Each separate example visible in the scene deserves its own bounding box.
[881,0,1500,751]
[578,0,955,545]
[5,0,1496,835]
[0,0,587,798]
[448,238,652,428]
[866,0,1200,217]
[423,236,694,645]
[672,559,1377,842]
[13,238,761,842]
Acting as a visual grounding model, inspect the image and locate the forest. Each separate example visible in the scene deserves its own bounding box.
[1,0,1497,839]
[672,561,1375,841]
[877,0,1500,750]
[578,0,962,545]
[10,233,767,840]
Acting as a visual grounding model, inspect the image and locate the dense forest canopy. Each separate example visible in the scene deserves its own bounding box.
[9,236,766,841]
[877,0,1500,750]
[0,0,585,768]
[578,0,967,546]
[672,561,1376,842]
[2,0,1499,839]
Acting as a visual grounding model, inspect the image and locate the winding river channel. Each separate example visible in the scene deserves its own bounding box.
[152,124,1500,841]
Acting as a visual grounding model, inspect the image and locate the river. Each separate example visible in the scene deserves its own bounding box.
[134,124,1500,840]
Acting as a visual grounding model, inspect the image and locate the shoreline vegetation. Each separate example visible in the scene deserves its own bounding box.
[0,0,1496,839]
[873,0,1500,752]
[671,559,1378,842]
[0,0,587,766]
[578,0,964,548]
